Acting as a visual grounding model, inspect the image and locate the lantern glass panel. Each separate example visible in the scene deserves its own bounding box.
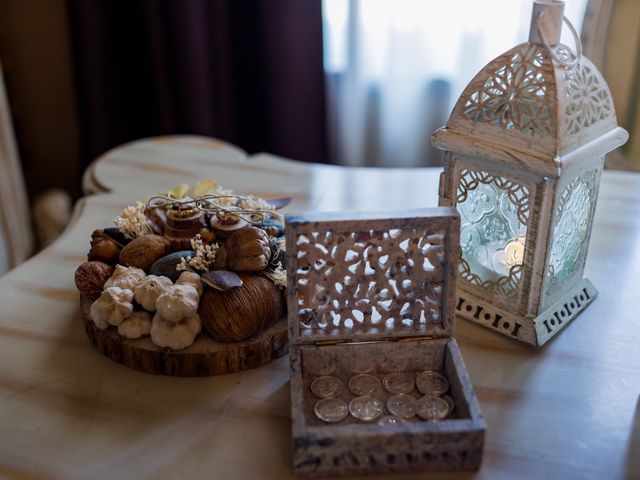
[543,167,601,303]
[457,168,529,296]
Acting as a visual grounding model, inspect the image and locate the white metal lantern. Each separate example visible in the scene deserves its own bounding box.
[431,0,628,347]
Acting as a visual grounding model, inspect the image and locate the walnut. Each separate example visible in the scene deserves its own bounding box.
[119,234,170,272]
[214,227,271,272]
[74,261,114,300]
[88,229,121,264]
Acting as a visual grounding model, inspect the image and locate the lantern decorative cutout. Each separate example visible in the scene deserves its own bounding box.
[430,0,628,347]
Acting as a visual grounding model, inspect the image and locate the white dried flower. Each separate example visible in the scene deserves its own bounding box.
[175,234,219,273]
[262,261,286,289]
[176,257,190,272]
[277,236,286,252]
[238,195,275,212]
[272,263,287,289]
[113,201,152,239]
[210,187,236,206]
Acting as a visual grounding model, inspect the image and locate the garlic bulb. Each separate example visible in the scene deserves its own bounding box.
[117,310,152,339]
[104,264,146,291]
[176,271,203,297]
[134,275,173,311]
[90,287,134,329]
[149,313,202,350]
[155,284,199,322]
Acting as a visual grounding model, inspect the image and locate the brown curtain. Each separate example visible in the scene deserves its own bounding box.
[69,0,328,166]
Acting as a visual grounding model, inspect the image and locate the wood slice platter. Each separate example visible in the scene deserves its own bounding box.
[80,298,288,376]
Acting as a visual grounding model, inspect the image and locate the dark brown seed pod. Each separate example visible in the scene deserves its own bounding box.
[145,206,167,235]
[202,270,243,291]
[103,228,132,247]
[199,274,283,342]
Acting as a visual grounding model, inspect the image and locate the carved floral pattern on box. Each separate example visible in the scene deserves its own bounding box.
[544,168,600,302]
[292,227,446,336]
[462,44,554,138]
[456,168,529,297]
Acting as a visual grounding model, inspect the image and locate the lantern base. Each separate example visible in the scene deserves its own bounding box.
[455,278,598,347]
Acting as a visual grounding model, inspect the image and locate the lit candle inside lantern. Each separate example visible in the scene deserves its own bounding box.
[504,237,526,268]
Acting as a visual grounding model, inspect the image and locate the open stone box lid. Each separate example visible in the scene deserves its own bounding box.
[285,207,460,345]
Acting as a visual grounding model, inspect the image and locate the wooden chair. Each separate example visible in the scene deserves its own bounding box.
[582,0,640,171]
[0,59,33,275]
[0,60,71,276]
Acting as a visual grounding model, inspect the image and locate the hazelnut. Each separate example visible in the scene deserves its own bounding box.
[88,229,121,264]
[74,261,114,300]
[198,228,216,244]
[119,234,170,272]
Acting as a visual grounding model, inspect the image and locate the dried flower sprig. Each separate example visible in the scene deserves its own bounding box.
[238,195,276,212]
[113,201,152,239]
[262,262,287,289]
[176,234,220,272]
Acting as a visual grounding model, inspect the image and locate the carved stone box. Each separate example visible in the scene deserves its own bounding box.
[285,208,486,477]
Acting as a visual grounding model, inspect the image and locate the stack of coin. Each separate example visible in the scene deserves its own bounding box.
[310,376,348,423]
[415,370,454,421]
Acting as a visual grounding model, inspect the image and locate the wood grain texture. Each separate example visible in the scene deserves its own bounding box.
[80,297,288,377]
[0,136,639,480]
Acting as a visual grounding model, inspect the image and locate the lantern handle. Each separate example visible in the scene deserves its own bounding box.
[537,11,582,68]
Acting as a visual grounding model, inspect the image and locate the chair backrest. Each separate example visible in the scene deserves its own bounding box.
[0,60,33,274]
[582,0,640,170]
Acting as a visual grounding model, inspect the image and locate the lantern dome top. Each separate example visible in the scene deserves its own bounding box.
[431,1,628,175]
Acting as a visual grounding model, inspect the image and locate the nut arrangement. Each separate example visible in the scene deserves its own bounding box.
[74,180,289,350]
[309,370,454,424]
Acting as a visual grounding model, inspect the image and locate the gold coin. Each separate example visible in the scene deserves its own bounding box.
[415,395,449,421]
[377,415,404,426]
[347,374,382,396]
[382,372,415,394]
[386,393,417,419]
[310,376,344,398]
[314,398,349,423]
[442,394,455,416]
[348,395,384,422]
[416,370,449,396]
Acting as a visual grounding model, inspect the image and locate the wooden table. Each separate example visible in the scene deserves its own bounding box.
[1,136,639,480]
